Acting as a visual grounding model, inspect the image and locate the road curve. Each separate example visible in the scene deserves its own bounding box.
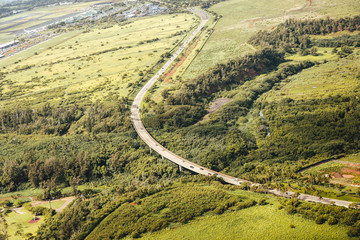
[131,8,245,186]
[130,9,354,208]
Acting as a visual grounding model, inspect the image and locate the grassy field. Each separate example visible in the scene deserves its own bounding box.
[5,208,44,239]
[0,13,196,110]
[258,49,360,103]
[0,1,104,43]
[183,0,360,79]
[35,200,66,209]
[136,190,350,240]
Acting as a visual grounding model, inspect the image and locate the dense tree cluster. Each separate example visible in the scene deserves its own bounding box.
[249,16,360,51]
[280,198,360,237]
[314,33,360,48]
[144,60,315,174]
[257,94,360,161]
[0,98,130,135]
[35,180,256,239]
[166,48,285,105]
[0,134,180,193]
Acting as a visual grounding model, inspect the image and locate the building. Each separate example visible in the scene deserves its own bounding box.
[0,40,19,50]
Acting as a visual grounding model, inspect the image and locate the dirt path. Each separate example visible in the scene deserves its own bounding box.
[31,196,75,212]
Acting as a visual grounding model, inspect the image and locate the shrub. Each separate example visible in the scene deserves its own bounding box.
[315,215,327,224]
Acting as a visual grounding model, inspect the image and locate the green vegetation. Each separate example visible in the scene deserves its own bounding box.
[35,200,66,209]
[280,198,360,237]
[143,2,360,206]
[139,198,350,240]
[0,13,195,108]
[35,178,256,239]
[1,0,360,239]
[2,208,44,240]
[183,0,360,78]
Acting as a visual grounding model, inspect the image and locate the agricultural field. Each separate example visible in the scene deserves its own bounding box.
[0,1,104,43]
[183,0,360,79]
[0,13,197,110]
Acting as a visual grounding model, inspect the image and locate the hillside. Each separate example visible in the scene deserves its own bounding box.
[0,0,360,239]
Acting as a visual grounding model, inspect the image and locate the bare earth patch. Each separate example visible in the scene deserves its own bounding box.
[343,174,355,179]
[332,172,342,178]
[199,98,232,123]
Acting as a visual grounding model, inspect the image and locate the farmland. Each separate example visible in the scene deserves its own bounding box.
[0,1,103,43]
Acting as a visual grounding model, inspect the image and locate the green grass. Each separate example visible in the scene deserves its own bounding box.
[0,180,105,200]
[258,50,360,103]
[0,13,196,110]
[36,200,66,209]
[183,0,360,79]
[338,153,360,164]
[304,161,344,175]
[5,208,44,239]
[137,191,350,240]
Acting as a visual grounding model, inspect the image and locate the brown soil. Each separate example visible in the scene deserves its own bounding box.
[162,39,200,83]
[343,174,355,179]
[342,167,360,176]
[332,172,342,178]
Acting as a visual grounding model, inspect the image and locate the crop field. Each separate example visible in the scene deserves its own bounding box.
[183,0,360,79]
[0,1,104,43]
[137,190,350,240]
[0,13,196,110]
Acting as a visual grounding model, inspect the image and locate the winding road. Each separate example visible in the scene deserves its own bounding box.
[130,9,354,208]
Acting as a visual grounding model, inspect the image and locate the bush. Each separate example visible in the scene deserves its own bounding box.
[258,198,268,206]
[347,224,360,237]
[315,215,327,224]
[327,216,338,225]
[0,200,12,207]
[13,199,24,207]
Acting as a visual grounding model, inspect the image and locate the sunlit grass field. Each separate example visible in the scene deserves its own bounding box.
[5,208,44,239]
[258,49,360,103]
[183,0,360,79]
[0,13,196,110]
[137,190,350,240]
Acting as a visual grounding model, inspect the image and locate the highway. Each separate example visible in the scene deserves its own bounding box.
[130,9,354,208]
[131,8,245,186]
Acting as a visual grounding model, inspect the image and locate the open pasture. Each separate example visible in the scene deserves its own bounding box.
[259,50,360,103]
[0,13,196,109]
[183,0,360,79]
[138,190,350,240]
